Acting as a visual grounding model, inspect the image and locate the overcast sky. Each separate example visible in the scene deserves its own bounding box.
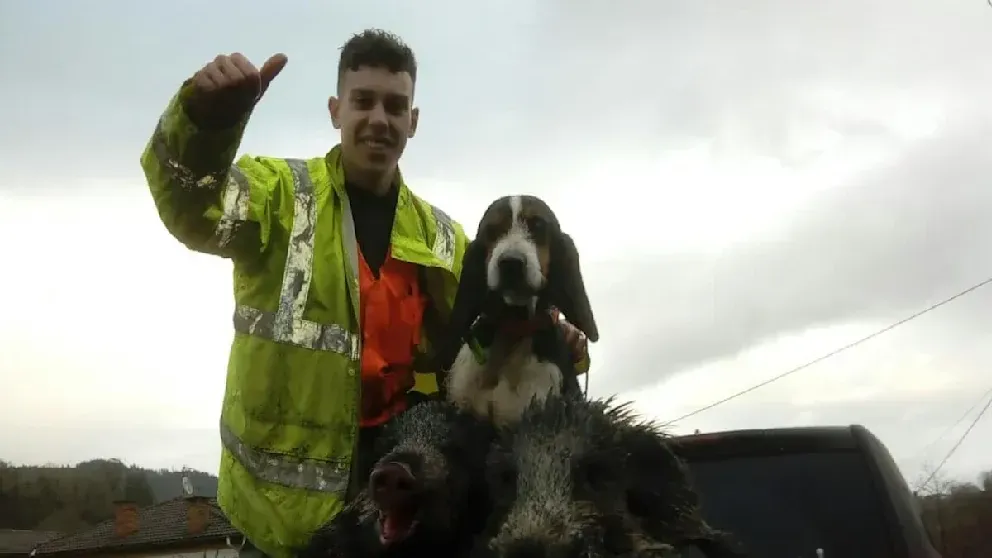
[2,0,992,490]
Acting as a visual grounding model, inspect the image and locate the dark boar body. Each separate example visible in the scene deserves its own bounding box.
[476,394,740,558]
[302,400,497,558]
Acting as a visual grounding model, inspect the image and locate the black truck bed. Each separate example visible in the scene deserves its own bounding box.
[671,425,941,558]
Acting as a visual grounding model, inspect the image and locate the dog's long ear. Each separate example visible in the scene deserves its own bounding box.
[438,239,489,370]
[549,232,599,342]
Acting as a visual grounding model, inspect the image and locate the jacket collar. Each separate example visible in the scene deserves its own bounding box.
[324,144,413,208]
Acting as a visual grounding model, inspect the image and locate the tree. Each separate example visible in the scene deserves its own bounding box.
[917,468,992,558]
[0,458,215,533]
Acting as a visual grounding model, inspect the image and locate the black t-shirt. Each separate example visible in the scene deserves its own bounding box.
[346,182,398,278]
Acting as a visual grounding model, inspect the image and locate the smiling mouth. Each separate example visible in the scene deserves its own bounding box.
[376,505,420,545]
[362,138,392,150]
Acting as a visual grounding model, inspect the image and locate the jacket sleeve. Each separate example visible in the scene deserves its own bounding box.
[139,82,280,260]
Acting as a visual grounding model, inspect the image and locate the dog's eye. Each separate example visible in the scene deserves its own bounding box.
[526,217,547,236]
[482,223,502,242]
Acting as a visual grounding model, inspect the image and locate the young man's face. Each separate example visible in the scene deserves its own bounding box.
[329,66,419,177]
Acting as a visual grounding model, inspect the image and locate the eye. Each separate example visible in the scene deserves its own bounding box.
[481,223,503,243]
[498,465,517,488]
[383,96,409,116]
[526,216,546,233]
[487,452,518,492]
[353,95,375,110]
[577,456,615,490]
[526,217,548,241]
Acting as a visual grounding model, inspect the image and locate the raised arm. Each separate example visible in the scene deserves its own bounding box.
[139,53,288,260]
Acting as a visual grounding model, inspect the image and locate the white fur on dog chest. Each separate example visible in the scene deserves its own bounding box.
[446,342,563,427]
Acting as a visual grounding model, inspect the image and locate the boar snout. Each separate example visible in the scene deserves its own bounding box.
[370,460,418,507]
[369,455,424,546]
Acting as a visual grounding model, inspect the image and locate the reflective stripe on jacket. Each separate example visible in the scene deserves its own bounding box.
[139,83,470,558]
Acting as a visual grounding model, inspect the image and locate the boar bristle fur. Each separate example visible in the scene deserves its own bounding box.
[302,400,498,558]
[478,394,742,558]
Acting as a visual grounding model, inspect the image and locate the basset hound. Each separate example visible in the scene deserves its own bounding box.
[437,195,599,427]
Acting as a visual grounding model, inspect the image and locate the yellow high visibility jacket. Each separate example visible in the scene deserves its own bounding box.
[139,83,469,557]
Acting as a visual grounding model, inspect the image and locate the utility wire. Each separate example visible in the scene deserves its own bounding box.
[911,385,992,463]
[662,275,992,427]
[915,390,992,492]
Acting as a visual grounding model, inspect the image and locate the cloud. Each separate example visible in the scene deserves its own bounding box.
[589,119,992,394]
[3,0,992,486]
[618,321,992,485]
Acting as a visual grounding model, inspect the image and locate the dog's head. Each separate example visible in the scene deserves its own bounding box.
[442,196,599,366]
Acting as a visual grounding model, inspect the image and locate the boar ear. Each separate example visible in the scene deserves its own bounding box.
[617,419,739,552]
[621,426,701,537]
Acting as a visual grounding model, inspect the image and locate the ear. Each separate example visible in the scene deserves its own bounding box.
[438,239,489,370]
[621,428,714,545]
[549,233,599,342]
[409,106,420,139]
[328,96,341,129]
[623,428,695,517]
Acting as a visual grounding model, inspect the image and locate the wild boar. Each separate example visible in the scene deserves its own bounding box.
[475,394,739,558]
[301,400,497,557]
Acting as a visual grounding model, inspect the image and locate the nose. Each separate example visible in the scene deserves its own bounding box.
[369,461,416,505]
[367,102,388,127]
[503,538,549,558]
[497,256,527,286]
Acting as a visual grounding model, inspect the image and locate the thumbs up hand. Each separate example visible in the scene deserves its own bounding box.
[185,52,288,129]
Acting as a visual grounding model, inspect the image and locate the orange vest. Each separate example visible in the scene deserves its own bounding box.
[358,246,426,427]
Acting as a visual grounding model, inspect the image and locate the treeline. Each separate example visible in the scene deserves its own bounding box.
[918,471,992,558]
[0,459,218,533]
[0,457,990,557]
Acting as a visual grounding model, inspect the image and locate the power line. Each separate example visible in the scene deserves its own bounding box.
[662,275,992,427]
[915,390,992,492]
[911,385,992,463]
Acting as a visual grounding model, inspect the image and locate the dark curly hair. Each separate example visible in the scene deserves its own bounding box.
[337,29,417,92]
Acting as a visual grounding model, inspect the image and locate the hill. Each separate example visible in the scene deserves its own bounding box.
[144,467,218,502]
[0,459,217,533]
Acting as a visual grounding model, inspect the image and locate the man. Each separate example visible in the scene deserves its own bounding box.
[140,30,590,558]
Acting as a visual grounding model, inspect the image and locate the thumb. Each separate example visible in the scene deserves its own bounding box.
[258,53,288,90]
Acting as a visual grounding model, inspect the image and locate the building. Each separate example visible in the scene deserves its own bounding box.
[29,497,244,557]
[0,530,61,557]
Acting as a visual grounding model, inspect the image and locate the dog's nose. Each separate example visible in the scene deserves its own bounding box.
[498,256,526,285]
[369,461,416,504]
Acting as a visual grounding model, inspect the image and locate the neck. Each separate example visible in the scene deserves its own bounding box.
[476,302,550,340]
[342,159,396,197]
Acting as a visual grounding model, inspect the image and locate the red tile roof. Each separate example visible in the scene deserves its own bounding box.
[33,498,240,556]
[0,530,61,555]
